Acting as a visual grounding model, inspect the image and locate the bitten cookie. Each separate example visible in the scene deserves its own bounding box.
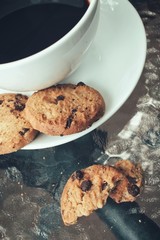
[110,159,143,203]
[0,93,38,154]
[61,160,143,226]
[25,82,105,136]
[61,164,128,226]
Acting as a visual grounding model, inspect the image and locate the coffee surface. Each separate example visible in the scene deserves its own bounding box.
[0,2,89,64]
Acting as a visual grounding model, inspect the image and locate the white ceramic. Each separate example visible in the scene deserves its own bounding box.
[0,0,99,92]
[0,0,146,150]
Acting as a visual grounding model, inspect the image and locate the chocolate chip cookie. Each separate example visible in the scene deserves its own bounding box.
[61,164,126,225]
[61,160,143,225]
[0,93,38,154]
[25,82,105,136]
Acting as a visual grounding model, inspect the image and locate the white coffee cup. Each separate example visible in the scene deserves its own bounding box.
[0,0,100,92]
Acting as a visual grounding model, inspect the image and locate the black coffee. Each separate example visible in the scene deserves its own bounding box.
[0,1,89,64]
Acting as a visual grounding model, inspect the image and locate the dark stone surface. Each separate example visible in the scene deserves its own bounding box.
[0,1,160,239]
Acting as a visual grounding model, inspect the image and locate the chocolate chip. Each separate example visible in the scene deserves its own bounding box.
[0,100,3,105]
[19,128,30,136]
[72,109,77,113]
[65,109,77,129]
[14,101,25,111]
[65,115,73,129]
[57,95,65,101]
[127,176,137,184]
[128,184,140,197]
[102,182,108,190]
[77,82,85,86]
[75,170,84,180]
[72,170,84,181]
[81,180,92,192]
[15,94,23,99]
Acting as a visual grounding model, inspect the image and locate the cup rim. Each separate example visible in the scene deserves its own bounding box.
[0,0,97,68]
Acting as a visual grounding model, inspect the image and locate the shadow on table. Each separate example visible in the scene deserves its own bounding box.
[97,198,160,240]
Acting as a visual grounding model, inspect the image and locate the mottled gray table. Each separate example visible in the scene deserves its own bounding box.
[0,0,160,239]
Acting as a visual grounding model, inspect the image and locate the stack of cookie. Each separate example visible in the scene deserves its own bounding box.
[0,82,105,154]
[61,160,143,226]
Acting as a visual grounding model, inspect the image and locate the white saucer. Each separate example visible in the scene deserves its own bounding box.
[0,0,146,150]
